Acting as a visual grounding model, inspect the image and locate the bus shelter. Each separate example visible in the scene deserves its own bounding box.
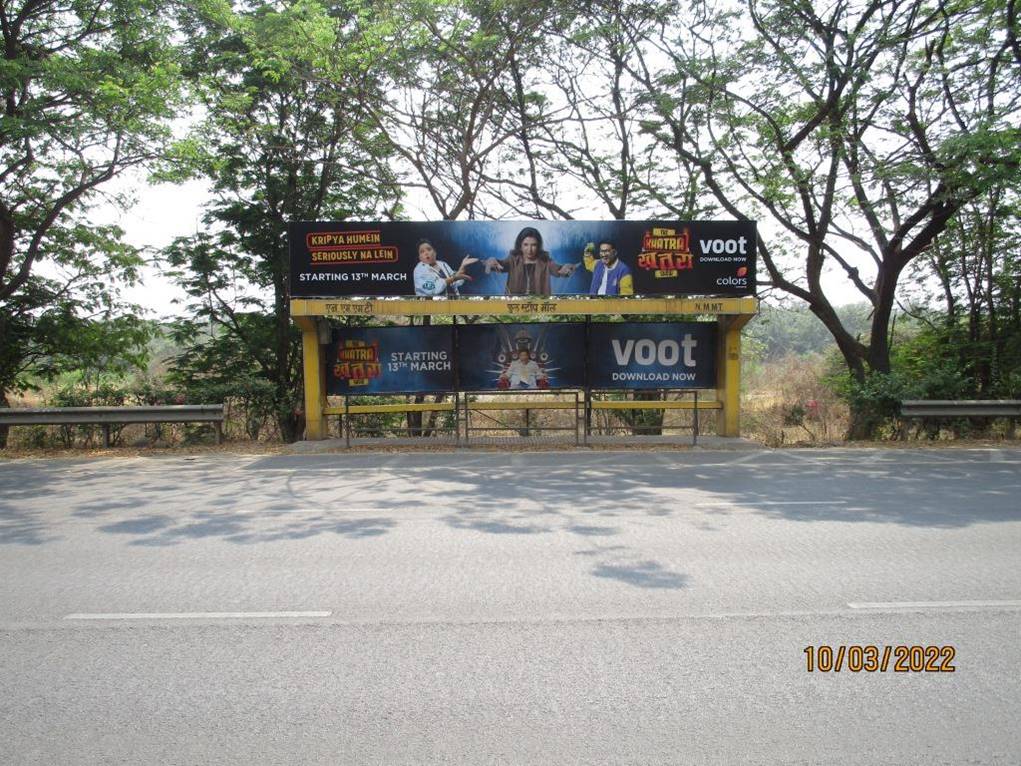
[292,296,758,441]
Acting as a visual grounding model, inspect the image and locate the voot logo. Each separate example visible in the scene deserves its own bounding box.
[611,336,698,367]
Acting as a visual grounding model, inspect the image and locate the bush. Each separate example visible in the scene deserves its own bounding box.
[743,353,848,445]
[47,382,130,447]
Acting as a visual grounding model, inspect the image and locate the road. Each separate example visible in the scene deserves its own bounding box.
[1,447,1020,764]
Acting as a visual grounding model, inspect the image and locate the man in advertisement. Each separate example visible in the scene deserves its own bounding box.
[583,240,633,296]
[498,349,549,389]
[413,239,478,296]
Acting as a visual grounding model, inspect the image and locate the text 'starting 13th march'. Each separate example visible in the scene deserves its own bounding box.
[290,220,756,299]
[326,322,717,394]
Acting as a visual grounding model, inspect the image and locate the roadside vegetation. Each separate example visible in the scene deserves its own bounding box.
[2,0,1019,449]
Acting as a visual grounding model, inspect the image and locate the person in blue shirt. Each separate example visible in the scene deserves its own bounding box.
[583,239,634,296]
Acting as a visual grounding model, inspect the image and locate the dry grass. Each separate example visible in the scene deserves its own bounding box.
[741,354,849,446]
[0,440,286,460]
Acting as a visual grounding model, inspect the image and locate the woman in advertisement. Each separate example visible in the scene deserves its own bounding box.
[483,227,579,296]
[413,239,478,297]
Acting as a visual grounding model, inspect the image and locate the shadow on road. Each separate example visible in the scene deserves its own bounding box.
[2,449,1019,588]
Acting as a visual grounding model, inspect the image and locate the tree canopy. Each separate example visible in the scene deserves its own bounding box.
[0,1,184,444]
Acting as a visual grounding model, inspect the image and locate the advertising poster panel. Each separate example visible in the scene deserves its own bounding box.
[289,220,756,299]
[327,325,454,395]
[587,322,717,389]
[456,323,586,391]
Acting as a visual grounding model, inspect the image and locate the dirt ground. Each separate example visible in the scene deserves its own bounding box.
[2,435,1018,461]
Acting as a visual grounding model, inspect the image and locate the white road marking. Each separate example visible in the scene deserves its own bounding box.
[695,500,847,507]
[64,611,332,620]
[847,600,1021,610]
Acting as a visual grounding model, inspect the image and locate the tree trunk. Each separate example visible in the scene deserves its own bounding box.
[0,392,9,449]
[423,396,445,438]
[407,395,425,436]
[628,390,664,435]
[278,409,303,443]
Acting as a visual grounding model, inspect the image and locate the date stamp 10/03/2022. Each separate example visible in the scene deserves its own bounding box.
[804,645,956,673]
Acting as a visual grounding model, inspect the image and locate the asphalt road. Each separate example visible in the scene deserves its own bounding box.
[1,447,1020,764]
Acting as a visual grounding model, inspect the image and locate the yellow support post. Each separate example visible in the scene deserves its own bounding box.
[295,316,327,440]
[716,317,744,437]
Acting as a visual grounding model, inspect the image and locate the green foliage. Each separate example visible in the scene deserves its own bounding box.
[161,0,401,442]
[906,184,1021,399]
[345,396,407,437]
[0,269,155,403]
[825,318,998,438]
[621,0,1021,407]
[46,380,129,448]
[167,316,292,441]
[0,1,183,289]
[0,1,182,404]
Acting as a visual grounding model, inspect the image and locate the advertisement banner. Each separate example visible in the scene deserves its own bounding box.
[289,220,756,299]
[456,323,586,391]
[327,325,454,395]
[587,322,717,389]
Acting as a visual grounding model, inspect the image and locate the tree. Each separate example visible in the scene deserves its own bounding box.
[0,0,182,415]
[617,0,1021,436]
[0,234,153,447]
[164,1,400,442]
[903,183,1021,397]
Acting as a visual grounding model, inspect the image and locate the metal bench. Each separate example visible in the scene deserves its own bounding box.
[0,405,225,447]
[900,400,1021,439]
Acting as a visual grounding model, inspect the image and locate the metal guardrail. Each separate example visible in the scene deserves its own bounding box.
[901,400,1021,417]
[0,405,225,447]
[901,400,1020,438]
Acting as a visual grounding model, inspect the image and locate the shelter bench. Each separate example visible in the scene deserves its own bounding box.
[900,400,1021,439]
[0,405,225,448]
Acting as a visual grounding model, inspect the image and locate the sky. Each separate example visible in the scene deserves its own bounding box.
[96,173,211,319]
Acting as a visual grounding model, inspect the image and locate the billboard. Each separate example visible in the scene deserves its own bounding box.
[289,220,756,299]
[327,325,454,395]
[587,322,717,389]
[456,323,586,391]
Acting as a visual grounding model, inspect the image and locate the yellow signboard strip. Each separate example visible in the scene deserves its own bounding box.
[291,297,758,317]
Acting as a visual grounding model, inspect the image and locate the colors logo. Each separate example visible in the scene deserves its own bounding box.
[716,265,749,287]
